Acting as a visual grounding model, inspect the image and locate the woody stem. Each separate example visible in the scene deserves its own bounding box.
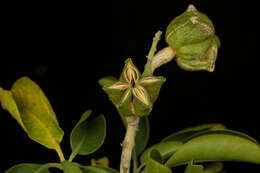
[120,116,140,173]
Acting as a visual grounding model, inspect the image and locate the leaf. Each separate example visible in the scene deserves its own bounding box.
[184,161,203,173]
[134,116,150,156]
[6,77,64,150]
[184,161,224,173]
[165,130,260,168]
[161,123,226,143]
[204,162,224,173]
[81,166,119,173]
[70,113,106,156]
[5,163,50,173]
[141,124,225,164]
[0,88,27,131]
[185,129,259,145]
[144,149,172,173]
[91,157,109,167]
[61,161,83,173]
[140,141,182,164]
[72,110,92,132]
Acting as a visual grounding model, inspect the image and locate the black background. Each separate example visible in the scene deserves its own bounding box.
[1,0,259,172]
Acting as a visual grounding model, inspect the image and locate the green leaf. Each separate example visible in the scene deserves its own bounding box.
[70,113,106,156]
[134,116,150,157]
[72,110,93,132]
[144,149,172,173]
[140,141,182,164]
[4,77,64,151]
[184,161,224,173]
[141,124,226,164]
[204,162,224,173]
[5,163,50,173]
[184,161,203,173]
[161,123,226,143]
[81,166,119,173]
[61,161,83,173]
[165,130,260,167]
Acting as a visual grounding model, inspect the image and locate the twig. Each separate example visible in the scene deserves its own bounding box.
[120,116,140,173]
[143,31,176,76]
[120,31,175,173]
[142,31,163,77]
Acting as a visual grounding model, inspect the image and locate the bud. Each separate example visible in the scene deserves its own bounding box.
[165,5,220,72]
[99,58,166,117]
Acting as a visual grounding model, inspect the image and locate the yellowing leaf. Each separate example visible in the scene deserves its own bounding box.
[1,77,64,151]
[91,157,109,167]
[0,88,27,132]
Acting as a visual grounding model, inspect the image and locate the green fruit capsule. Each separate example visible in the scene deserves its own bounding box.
[166,5,220,72]
[99,58,166,117]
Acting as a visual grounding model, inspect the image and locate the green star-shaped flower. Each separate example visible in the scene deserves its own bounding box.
[98,58,166,117]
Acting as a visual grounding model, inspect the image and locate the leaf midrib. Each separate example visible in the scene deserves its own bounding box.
[23,109,60,150]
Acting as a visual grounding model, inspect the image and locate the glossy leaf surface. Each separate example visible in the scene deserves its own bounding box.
[165,130,260,167]
[5,163,50,173]
[161,123,226,142]
[70,112,106,155]
[141,124,226,164]
[140,141,182,164]
[144,149,172,173]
